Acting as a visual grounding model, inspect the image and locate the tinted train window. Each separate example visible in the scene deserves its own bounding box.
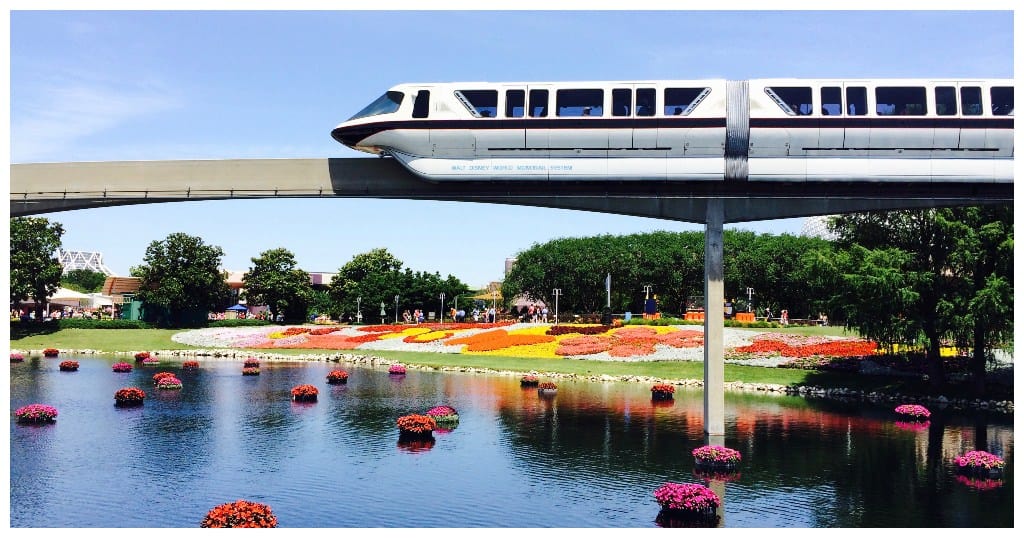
[348,90,404,121]
[665,88,709,115]
[846,87,867,116]
[935,87,957,116]
[636,88,655,116]
[457,90,498,118]
[766,87,813,116]
[557,89,603,117]
[612,89,631,117]
[960,87,982,115]
[875,87,926,116]
[821,87,841,116]
[530,89,548,117]
[506,90,525,118]
[412,90,430,119]
[991,86,1013,116]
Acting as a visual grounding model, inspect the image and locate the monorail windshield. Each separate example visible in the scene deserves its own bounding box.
[348,90,404,121]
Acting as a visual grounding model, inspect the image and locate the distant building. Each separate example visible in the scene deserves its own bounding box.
[505,257,517,276]
[800,216,838,240]
[58,250,114,275]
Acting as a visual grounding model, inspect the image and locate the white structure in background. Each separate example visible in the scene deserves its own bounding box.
[800,215,838,240]
[57,250,115,275]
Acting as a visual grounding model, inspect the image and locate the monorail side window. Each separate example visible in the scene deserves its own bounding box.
[875,87,926,116]
[612,89,632,117]
[765,87,812,116]
[664,88,710,116]
[456,90,498,118]
[412,90,430,119]
[636,89,655,116]
[821,87,841,116]
[557,89,603,117]
[991,86,1013,116]
[960,87,982,115]
[846,87,867,116]
[935,87,957,116]
[530,89,548,117]
[506,90,525,118]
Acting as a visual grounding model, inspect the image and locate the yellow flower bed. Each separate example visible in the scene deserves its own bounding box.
[464,340,562,358]
[508,325,557,336]
[883,343,963,357]
[378,327,431,340]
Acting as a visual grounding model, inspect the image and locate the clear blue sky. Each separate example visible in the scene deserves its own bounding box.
[6,7,1015,289]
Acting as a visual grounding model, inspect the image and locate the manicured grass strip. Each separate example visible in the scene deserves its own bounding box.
[10,328,193,351]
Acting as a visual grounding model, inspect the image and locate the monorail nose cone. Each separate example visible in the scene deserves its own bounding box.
[332,124,375,147]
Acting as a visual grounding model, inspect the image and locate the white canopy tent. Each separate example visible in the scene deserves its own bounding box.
[46,287,93,307]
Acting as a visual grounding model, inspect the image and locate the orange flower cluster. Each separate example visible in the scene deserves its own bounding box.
[326,370,349,384]
[651,384,676,394]
[734,339,877,357]
[58,360,79,371]
[182,360,200,369]
[556,335,611,356]
[282,327,310,336]
[396,414,436,434]
[556,328,704,356]
[538,382,557,390]
[291,384,319,401]
[152,371,177,384]
[43,348,59,357]
[446,329,554,352]
[200,500,278,528]
[609,343,656,357]
[309,327,340,335]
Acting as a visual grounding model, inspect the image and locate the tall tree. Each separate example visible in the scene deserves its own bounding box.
[134,233,231,325]
[242,248,313,323]
[329,248,405,321]
[9,217,65,318]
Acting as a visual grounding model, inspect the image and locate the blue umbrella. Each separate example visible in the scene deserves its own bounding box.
[226,304,248,312]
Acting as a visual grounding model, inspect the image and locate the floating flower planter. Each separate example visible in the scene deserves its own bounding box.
[326,370,349,384]
[388,364,407,375]
[397,414,436,440]
[112,362,133,373]
[894,404,931,420]
[537,381,558,396]
[134,351,150,362]
[182,360,200,370]
[11,353,24,362]
[42,348,59,357]
[14,404,58,424]
[153,371,176,384]
[140,357,160,366]
[200,500,278,528]
[242,367,260,376]
[651,384,675,401]
[59,360,79,372]
[156,376,183,390]
[426,405,459,428]
[243,358,260,368]
[291,384,319,402]
[520,375,539,387]
[114,387,146,407]
[954,450,1006,478]
[653,482,720,525]
[692,445,742,470]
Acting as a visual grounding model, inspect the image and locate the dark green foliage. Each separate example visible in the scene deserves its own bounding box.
[133,233,231,326]
[61,269,108,293]
[10,217,65,319]
[242,248,313,323]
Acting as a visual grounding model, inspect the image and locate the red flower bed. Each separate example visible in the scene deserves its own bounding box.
[200,500,278,528]
[309,327,340,335]
[555,335,612,356]
[735,337,877,358]
[609,342,657,357]
[446,329,554,352]
[281,327,310,336]
[114,387,146,406]
[59,360,79,372]
[397,414,436,435]
[134,351,150,361]
[112,362,133,373]
[43,348,59,357]
[546,324,612,336]
[326,370,349,384]
[291,384,319,402]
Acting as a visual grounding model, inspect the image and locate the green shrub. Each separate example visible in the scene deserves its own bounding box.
[57,318,155,329]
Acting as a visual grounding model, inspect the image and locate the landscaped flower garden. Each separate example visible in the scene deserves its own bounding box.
[171,323,884,367]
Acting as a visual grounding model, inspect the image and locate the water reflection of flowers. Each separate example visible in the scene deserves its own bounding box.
[655,509,720,528]
[894,420,930,432]
[200,500,278,528]
[397,438,436,453]
[955,474,1004,491]
[242,367,260,376]
[693,468,742,482]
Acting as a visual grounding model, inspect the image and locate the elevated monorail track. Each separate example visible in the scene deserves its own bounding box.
[8,157,1012,219]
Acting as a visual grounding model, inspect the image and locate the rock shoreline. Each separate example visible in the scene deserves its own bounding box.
[15,347,1013,415]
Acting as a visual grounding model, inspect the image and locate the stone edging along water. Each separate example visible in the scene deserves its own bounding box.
[21,347,1013,415]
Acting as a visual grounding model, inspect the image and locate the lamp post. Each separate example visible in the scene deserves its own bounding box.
[395,295,400,324]
[492,289,498,323]
[552,288,562,325]
[439,292,445,324]
[746,287,754,312]
[356,296,362,324]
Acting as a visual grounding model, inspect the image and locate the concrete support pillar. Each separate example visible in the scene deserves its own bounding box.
[703,199,725,436]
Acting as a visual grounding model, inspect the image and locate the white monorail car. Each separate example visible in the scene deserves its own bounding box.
[331,79,1013,182]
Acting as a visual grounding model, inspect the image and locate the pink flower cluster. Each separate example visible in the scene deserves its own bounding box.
[156,376,183,389]
[894,404,931,419]
[653,482,721,512]
[955,450,1005,470]
[388,364,407,374]
[426,405,458,418]
[112,362,133,372]
[15,404,59,423]
[692,445,742,466]
[11,353,24,362]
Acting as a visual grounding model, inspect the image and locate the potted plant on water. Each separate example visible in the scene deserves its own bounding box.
[134,351,150,362]
[954,450,1006,478]
[242,367,260,376]
[894,404,931,421]
[156,376,183,390]
[59,360,79,372]
[182,360,200,370]
[14,404,58,424]
[114,387,146,407]
[243,358,260,368]
[396,414,436,440]
[520,374,539,387]
[11,353,24,362]
[152,371,176,384]
[326,370,349,384]
[653,482,721,526]
[291,384,319,402]
[200,500,278,528]
[537,381,558,396]
[43,348,59,357]
[388,364,407,375]
[426,405,459,429]
[112,362,133,373]
[692,445,742,470]
[651,384,675,401]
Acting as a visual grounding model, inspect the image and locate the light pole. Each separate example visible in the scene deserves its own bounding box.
[746,287,754,312]
[492,289,498,323]
[356,296,362,324]
[439,292,445,324]
[552,288,562,325]
[395,295,400,324]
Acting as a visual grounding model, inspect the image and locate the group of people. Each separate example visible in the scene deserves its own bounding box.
[400,307,499,324]
[518,304,549,323]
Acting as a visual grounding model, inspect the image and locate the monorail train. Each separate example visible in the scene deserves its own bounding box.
[331,79,1013,182]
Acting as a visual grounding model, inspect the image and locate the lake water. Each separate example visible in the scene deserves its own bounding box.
[9,355,1014,528]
